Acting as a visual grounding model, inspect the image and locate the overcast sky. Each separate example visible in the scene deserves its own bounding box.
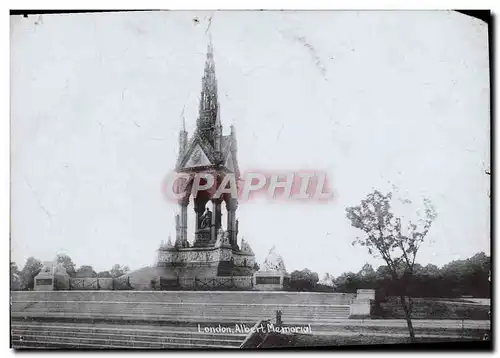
[10,11,490,277]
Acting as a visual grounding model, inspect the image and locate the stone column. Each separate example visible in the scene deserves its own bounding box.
[175,214,181,247]
[193,199,206,245]
[226,211,233,241]
[226,199,238,247]
[211,198,222,243]
[178,197,189,246]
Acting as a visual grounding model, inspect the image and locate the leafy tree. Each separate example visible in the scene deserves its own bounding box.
[19,257,43,290]
[55,254,76,277]
[358,263,376,278]
[97,271,112,278]
[10,262,21,290]
[110,264,130,278]
[376,265,392,280]
[441,252,490,297]
[333,271,361,293]
[253,262,260,272]
[290,268,319,291]
[346,190,437,341]
[75,265,97,278]
[420,264,440,277]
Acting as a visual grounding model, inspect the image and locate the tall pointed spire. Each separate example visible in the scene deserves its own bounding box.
[197,31,219,143]
[178,105,188,157]
[181,106,186,131]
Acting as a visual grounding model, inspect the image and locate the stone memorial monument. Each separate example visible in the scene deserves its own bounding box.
[253,246,290,290]
[154,37,256,287]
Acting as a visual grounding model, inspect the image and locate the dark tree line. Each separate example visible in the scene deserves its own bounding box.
[331,252,490,298]
[288,269,320,291]
[285,251,490,298]
[10,254,131,290]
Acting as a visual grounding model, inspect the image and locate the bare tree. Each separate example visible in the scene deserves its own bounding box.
[345,190,437,341]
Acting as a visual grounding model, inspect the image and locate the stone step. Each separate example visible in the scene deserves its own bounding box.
[11,291,355,306]
[11,325,246,341]
[12,311,350,322]
[15,309,349,318]
[12,303,351,321]
[12,300,351,308]
[11,332,243,348]
[11,320,245,349]
[12,312,351,325]
[12,337,239,349]
[13,301,350,312]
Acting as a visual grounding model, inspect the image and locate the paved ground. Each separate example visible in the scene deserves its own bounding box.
[435,298,491,306]
[11,317,490,349]
[311,319,490,329]
[462,298,491,306]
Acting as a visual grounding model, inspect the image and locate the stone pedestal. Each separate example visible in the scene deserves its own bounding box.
[349,298,371,318]
[253,271,289,291]
[34,268,54,291]
[348,289,376,318]
[156,237,256,281]
[253,246,289,291]
[194,227,212,247]
[356,289,375,300]
[34,275,54,290]
[54,267,70,290]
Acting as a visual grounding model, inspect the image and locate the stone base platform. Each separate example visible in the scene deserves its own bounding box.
[253,271,290,291]
[155,245,255,282]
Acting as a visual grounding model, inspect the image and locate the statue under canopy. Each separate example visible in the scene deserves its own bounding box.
[199,207,212,229]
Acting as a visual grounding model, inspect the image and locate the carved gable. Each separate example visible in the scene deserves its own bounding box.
[184,144,211,169]
[177,131,221,171]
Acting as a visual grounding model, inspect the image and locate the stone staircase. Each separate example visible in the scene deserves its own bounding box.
[10,290,353,349]
[11,291,353,322]
[11,300,350,323]
[11,290,355,305]
[11,320,247,349]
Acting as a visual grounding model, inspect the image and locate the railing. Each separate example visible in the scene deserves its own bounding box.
[69,278,98,290]
[195,277,236,290]
[67,277,131,291]
[190,276,253,291]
